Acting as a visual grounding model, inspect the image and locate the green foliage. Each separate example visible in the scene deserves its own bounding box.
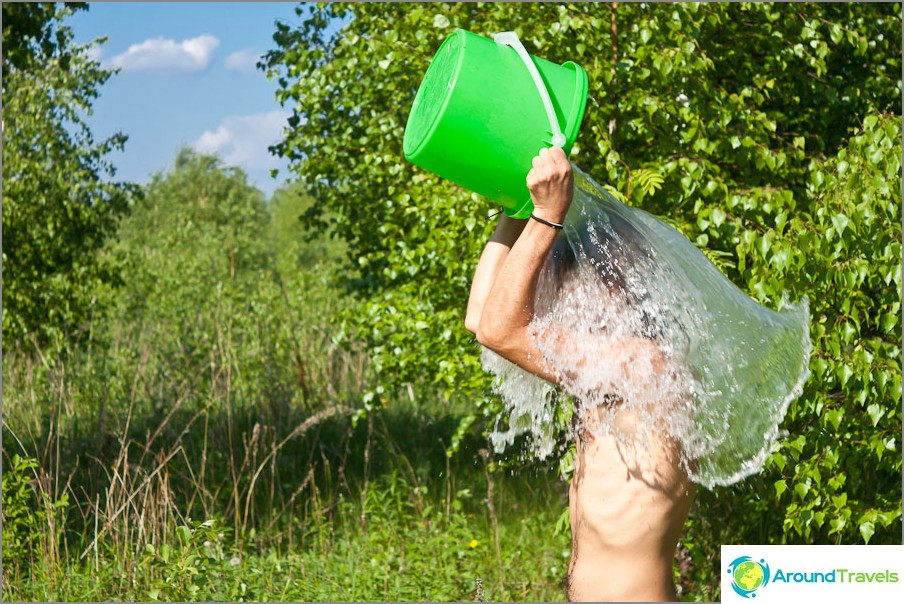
[267,180,346,273]
[1,454,42,568]
[275,475,570,602]
[679,114,902,598]
[1,454,70,576]
[102,149,292,410]
[139,518,250,602]
[104,150,357,412]
[2,2,136,346]
[743,113,902,544]
[263,0,900,405]
[3,379,572,601]
[6,478,570,602]
[1,2,85,77]
[263,0,902,558]
[109,148,270,337]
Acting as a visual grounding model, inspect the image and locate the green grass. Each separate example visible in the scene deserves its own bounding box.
[0,288,717,602]
[1,268,574,602]
[2,393,572,602]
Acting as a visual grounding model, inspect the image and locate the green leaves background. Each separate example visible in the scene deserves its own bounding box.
[264,1,902,550]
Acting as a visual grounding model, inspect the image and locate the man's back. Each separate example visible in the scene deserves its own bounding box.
[567,407,697,602]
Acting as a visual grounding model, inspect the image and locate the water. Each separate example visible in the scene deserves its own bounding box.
[482,165,811,488]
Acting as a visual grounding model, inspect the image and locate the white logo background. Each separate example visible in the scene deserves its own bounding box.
[721,545,904,603]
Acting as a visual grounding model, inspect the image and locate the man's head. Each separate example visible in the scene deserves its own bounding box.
[547,210,664,340]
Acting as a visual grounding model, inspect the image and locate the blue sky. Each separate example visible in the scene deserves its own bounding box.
[68,2,306,198]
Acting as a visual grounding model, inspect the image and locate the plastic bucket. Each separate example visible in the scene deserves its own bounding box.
[403,29,588,218]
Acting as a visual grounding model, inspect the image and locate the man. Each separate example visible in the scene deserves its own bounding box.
[464,146,696,602]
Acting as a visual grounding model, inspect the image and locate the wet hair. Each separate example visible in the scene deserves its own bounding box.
[549,210,665,340]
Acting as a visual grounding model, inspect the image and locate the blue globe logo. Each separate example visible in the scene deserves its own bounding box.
[727,556,770,598]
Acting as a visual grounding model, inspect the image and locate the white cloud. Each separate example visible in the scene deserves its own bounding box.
[225,49,262,75]
[192,111,291,170]
[109,34,219,72]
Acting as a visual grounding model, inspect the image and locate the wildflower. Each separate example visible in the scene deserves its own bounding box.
[469,539,479,548]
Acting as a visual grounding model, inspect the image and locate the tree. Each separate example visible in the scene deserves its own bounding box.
[104,149,346,419]
[267,180,345,275]
[108,149,271,377]
[684,113,901,577]
[2,2,135,346]
[263,1,902,559]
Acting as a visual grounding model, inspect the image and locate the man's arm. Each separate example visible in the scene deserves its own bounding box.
[464,214,527,334]
[474,147,573,384]
[468,147,668,389]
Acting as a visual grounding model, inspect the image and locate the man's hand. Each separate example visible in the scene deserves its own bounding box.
[526,146,574,225]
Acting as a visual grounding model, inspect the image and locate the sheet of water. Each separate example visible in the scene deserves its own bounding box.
[482,165,811,488]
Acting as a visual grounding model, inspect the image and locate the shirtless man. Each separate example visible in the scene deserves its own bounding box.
[464,146,696,601]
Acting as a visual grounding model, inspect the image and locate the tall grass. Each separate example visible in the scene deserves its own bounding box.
[2,327,572,601]
[1,213,577,602]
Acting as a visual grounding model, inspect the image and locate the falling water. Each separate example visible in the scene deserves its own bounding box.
[482,165,811,488]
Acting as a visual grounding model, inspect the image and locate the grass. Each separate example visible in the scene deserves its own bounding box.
[2,383,573,602]
[1,271,574,602]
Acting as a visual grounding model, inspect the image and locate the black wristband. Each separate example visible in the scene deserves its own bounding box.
[529,213,565,230]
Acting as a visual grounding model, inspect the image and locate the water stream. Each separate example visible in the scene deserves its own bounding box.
[482,165,811,488]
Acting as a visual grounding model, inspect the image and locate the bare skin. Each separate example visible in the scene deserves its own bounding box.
[465,146,696,602]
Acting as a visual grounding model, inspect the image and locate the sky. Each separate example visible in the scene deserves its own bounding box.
[68,2,307,198]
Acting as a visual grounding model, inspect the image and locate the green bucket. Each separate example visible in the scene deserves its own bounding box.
[403,29,589,219]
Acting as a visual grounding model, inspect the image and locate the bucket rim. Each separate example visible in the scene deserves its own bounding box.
[403,30,466,160]
[561,60,589,151]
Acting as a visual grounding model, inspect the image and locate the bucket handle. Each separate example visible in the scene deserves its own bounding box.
[493,31,567,148]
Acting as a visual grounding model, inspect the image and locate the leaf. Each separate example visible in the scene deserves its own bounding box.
[840,321,856,344]
[866,404,885,427]
[774,479,787,498]
[824,408,843,432]
[859,521,875,544]
[634,168,664,196]
[831,213,849,234]
[710,207,726,227]
[433,14,450,28]
[758,234,771,257]
[838,364,854,387]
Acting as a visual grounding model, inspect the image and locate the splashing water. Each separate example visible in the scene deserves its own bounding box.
[482,165,811,488]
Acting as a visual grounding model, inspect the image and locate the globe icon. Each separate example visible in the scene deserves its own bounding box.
[733,560,765,591]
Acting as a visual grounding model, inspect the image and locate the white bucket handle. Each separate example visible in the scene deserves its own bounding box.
[493,31,567,148]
